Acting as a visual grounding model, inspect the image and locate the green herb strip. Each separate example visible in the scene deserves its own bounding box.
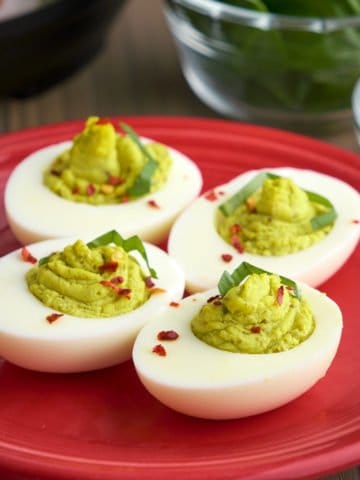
[218,172,279,216]
[218,261,301,299]
[39,229,157,279]
[218,172,337,230]
[305,190,338,230]
[120,123,157,197]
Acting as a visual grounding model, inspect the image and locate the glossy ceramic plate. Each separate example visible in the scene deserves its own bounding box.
[0,117,359,480]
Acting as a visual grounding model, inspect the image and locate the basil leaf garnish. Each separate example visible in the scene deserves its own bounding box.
[218,261,301,298]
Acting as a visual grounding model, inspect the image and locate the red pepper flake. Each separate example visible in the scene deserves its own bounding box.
[96,117,111,125]
[99,261,119,273]
[221,253,233,263]
[46,312,64,324]
[150,287,167,295]
[207,295,222,306]
[351,219,360,224]
[204,189,218,201]
[100,280,132,298]
[152,344,166,356]
[218,190,225,196]
[100,280,120,293]
[145,276,155,288]
[157,330,179,340]
[229,224,242,235]
[118,288,132,299]
[110,276,124,284]
[207,294,221,303]
[87,183,96,196]
[121,194,129,203]
[108,175,124,186]
[250,325,261,334]
[21,247,37,264]
[72,187,80,195]
[147,199,160,209]
[231,235,245,253]
[277,286,284,305]
[169,301,180,308]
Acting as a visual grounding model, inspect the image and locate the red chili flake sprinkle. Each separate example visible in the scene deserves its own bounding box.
[147,199,160,209]
[229,224,241,235]
[121,194,129,203]
[99,261,119,273]
[108,175,124,186]
[221,253,233,263]
[96,117,111,125]
[277,285,285,305]
[204,189,218,201]
[231,235,245,253]
[100,280,120,293]
[150,287,167,295]
[110,276,124,284]
[207,294,221,304]
[46,313,64,324]
[169,301,180,308]
[352,219,360,224]
[145,276,155,288]
[250,325,261,334]
[152,344,166,356]
[118,288,132,299]
[72,187,80,195]
[87,183,96,196]
[157,330,179,340]
[21,247,37,264]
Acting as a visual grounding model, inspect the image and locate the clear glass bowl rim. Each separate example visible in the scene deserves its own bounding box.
[352,79,360,129]
[167,0,360,32]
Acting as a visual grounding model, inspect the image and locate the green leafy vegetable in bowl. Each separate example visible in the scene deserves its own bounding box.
[167,0,360,124]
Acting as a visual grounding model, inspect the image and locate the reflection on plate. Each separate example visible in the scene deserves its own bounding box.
[0,117,359,480]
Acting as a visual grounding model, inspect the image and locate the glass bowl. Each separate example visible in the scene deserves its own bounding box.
[352,78,360,146]
[164,0,360,133]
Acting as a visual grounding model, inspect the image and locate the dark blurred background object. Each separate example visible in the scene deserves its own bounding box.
[0,0,126,98]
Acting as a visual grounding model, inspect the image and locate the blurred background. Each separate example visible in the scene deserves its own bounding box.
[0,0,358,153]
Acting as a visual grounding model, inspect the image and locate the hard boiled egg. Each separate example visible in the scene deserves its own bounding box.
[168,167,360,292]
[0,237,185,373]
[5,139,202,245]
[133,283,342,420]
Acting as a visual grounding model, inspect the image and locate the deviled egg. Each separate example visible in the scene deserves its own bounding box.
[133,263,342,420]
[0,230,185,373]
[168,167,360,292]
[5,117,202,245]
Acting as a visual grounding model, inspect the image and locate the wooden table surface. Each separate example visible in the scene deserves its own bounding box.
[0,1,359,480]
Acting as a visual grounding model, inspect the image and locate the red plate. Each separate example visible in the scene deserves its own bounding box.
[0,117,359,480]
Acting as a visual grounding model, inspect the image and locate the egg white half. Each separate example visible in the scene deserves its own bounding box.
[5,138,203,245]
[133,284,342,420]
[168,167,360,292]
[0,237,185,373]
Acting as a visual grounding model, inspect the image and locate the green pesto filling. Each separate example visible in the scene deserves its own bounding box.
[26,239,150,318]
[217,176,333,255]
[191,273,315,354]
[43,117,171,204]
